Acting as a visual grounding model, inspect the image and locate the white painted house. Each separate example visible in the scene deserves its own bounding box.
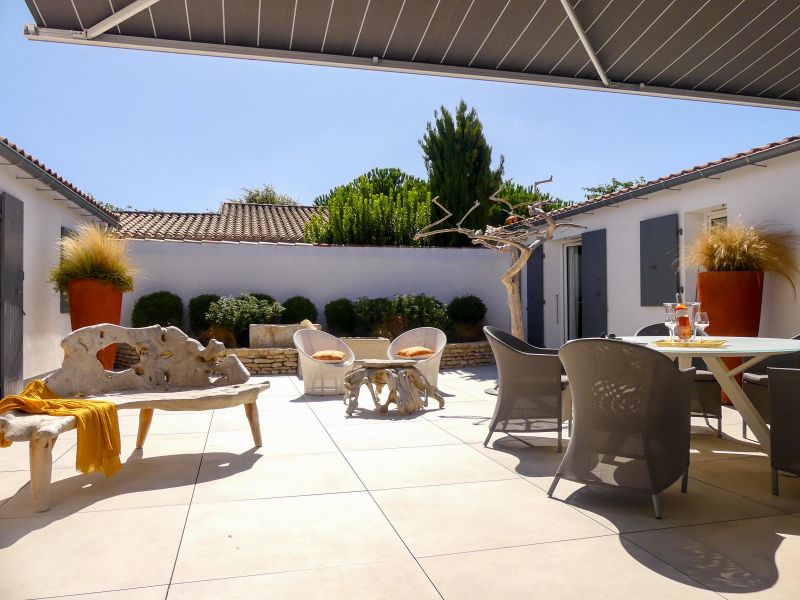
[525,135,800,348]
[0,137,116,393]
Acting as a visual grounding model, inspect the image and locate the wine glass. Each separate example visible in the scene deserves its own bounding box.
[695,312,710,340]
[663,305,677,342]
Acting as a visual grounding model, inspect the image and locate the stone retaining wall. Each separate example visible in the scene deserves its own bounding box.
[114,340,494,375]
[440,341,494,368]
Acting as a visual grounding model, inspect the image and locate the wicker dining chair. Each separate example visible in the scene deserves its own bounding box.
[549,338,695,519]
[483,327,568,451]
[767,367,800,495]
[635,323,722,436]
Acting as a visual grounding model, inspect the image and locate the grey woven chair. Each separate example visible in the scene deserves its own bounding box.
[742,334,800,439]
[483,326,567,451]
[767,367,800,495]
[636,323,722,436]
[548,339,695,519]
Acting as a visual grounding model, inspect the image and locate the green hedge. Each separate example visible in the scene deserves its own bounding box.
[281,296,318,324]
[188,294,220,334]
[131,291,184,328]
[447,295,487,324]
[324,298,356,336]
[205,294,284,346]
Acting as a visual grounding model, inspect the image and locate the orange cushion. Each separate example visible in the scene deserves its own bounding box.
[396,346,435,358]
[311,350,346,363]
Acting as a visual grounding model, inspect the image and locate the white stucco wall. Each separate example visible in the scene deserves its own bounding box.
[542,151,800,347]
[124,241,511,332]
[1,169,98,379]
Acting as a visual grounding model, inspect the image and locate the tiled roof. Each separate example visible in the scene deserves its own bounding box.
[0,136,117,223]
[548,134,800,220]
[116,203,324,243]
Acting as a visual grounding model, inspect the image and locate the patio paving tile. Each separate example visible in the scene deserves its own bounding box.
[0,454,200,518]
[204,426,337,456]
[167,561,440,599]
[688,433,766,463]
[372,479,611,557]
[689,456,800,514]
[172,492,409,583]
[420,535,719,600]
[40,585,169,599]
[0,470,35,507]
[54,433,209,468]
[0,505,187,598]
[344,444,517,490]
[192,451,364,503]
[545,477,780,534]
[625,514,800,598]
[210,405,320,432]
[325,420,461,451]
[117,412,212,437]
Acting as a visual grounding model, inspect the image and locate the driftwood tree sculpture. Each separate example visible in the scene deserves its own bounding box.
[415,180,582,339]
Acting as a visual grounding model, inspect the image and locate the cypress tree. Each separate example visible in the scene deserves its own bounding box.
[420,100,504,246]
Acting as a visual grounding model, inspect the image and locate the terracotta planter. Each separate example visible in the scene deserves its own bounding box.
[67,278,124,370]
[697,271,764,403]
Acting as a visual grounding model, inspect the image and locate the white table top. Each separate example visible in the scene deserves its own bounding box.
[621,336,800,357]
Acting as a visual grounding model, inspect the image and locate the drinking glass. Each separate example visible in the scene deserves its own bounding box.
[663,305,677,342]
[695,312,710,340]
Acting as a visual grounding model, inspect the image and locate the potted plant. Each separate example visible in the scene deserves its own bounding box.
[49,224,136,369]
[688,222,798,400]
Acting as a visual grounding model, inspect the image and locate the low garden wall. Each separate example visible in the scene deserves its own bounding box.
[115,341,494,375]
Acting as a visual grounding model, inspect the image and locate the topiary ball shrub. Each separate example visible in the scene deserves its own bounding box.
[206,294,284,346]
[131,291,184,328]
[188,293,220,334]
[281,296,318,324]
[325,298,356,336]
[447,295,487,324]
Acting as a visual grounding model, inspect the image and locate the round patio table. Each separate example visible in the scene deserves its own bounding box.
[622,336,800,452]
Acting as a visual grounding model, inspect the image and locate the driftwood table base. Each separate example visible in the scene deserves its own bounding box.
[344,359,444,416]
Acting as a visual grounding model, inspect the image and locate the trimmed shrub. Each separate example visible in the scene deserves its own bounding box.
[281,295,318,324]
[188,294,220,334]
[394,294,449,331]
[447,295,487,324]
[248,293,279,323]
[353,297,395,337]
[131,291,184,328]
[325,298,356,336]
[206,294,284,346]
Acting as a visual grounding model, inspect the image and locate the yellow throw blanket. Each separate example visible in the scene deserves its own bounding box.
[0,380,122,476]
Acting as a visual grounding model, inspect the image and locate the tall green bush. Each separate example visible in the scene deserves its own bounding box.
[188,293,220,334]
[131,291,184,328]
[420,101,504,246]
[447,295,487,324]
[325,298,356,336]
[394,294,449,330]
[281,296,318,324]
[304,168,431,246]
[353,297,395,336]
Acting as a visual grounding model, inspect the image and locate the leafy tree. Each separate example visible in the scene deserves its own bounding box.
[420,100,504,246]
[228,184,298,206]
[583,176,646,199]
[304,168,431,246]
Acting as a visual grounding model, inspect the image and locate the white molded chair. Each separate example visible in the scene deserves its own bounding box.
[294,329,355,395]
[388,327,447,387]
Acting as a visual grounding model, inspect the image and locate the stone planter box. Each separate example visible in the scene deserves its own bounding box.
[341,337,390,360]
[249,323,320,348]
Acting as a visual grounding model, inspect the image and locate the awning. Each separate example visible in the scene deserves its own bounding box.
[22,0,800,111]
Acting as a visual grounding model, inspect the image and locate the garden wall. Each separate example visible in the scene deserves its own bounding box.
[123,240,511,331]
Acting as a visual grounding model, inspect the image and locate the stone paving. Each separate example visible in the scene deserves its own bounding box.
[1,366,799,599]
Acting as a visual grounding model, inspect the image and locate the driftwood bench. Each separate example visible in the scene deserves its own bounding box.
[0,324,268,512]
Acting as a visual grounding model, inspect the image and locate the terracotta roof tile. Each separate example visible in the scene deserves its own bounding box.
[116,203,324,243]
[0,136,117,222]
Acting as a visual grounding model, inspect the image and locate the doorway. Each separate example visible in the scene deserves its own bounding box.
[564,243,582,340]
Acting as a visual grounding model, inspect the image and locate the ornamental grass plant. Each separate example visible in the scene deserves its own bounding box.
[688,222,800,293]
[49,223,136,293]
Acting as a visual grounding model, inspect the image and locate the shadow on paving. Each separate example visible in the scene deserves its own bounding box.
[484,434,787,595]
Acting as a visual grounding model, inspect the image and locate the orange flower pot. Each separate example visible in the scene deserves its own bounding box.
[697,271,764,404]
[67,278,123,370]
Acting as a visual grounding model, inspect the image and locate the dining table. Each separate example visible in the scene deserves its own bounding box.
[621,336,800,453]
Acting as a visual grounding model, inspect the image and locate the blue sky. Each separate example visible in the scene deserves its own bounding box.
[2,2,800,212]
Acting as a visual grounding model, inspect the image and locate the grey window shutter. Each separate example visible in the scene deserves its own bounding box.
[59,227,74,314]
[1,192,24,395]
[526,245,544,346]
[581,229,607,337]
[640,214,679,306]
